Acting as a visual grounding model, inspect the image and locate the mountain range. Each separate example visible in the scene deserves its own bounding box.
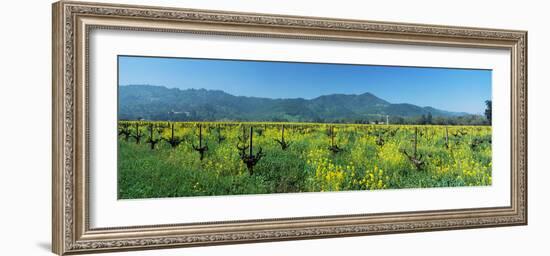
[118,84,468,122]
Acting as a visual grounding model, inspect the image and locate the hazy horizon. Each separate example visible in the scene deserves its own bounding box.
[120,84,474,115]
[119,56,492,114]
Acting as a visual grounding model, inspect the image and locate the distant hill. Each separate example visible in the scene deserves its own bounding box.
[118,84,469,122]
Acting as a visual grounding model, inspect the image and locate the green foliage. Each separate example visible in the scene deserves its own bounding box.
[118,121,492,199]
[485,100,492,124]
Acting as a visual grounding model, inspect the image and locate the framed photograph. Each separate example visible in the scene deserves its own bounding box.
[52,1,527,255]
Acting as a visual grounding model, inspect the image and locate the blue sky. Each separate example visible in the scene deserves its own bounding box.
[118,56,492,114]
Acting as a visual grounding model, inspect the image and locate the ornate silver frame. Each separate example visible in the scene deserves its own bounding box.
[52,1,527,255]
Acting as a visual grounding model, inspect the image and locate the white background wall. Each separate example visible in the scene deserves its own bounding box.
[0,0,547,255]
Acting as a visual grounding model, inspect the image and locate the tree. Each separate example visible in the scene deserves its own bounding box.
[426,112,433,124]
[419,114,427,125]
[391,116,405,125]
[484,100,492,125]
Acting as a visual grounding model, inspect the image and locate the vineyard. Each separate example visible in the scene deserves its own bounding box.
[118,121,492,199]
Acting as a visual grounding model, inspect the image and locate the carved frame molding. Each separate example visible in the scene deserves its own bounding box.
[52,1,527,255]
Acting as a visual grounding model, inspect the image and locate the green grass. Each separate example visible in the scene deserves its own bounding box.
[118,123,492,199]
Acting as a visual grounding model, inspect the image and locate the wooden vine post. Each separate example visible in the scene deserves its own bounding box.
[401,127,425,171]
[130,122,143,144]
[237,127,265,175]
[192,124,208,161]
[164,123,183,148]
[274,125,291,150]
[328,126,343,153]
[146,124,161,150]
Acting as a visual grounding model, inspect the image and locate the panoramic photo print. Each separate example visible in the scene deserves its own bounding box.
[117,56,492,199]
